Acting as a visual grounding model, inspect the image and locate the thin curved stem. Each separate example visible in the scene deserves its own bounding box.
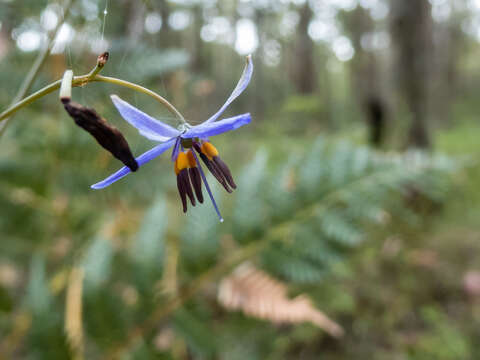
[92,76,186,123]
[0,75,186,124]
[0,80,63,120]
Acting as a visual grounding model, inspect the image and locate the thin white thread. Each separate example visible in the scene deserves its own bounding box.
[101,0,109,43]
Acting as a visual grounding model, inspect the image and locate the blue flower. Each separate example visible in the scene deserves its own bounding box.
[91,55,253,222]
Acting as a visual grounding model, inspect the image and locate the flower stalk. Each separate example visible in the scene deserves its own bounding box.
[0,53,186,125]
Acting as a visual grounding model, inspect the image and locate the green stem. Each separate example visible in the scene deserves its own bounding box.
[0,75,185,124]
[0,80,63,120]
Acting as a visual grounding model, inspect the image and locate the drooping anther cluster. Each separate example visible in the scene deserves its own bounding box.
[174,141,236,213]
[194,142,236,193]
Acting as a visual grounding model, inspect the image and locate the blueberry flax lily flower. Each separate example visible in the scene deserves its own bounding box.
[91,55,253,222]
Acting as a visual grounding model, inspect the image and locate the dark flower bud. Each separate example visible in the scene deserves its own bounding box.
[62,99,138,172]
[97,52,109,68]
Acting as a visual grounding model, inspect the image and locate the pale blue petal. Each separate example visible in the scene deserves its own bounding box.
[91,138,176,189]
[111,95,181,141]
[139,130,172,142]
[203,55,253,124]
[182,113,251,138]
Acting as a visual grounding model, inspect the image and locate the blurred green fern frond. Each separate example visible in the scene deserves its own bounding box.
[232,139,457,285]
[0,135,459,358]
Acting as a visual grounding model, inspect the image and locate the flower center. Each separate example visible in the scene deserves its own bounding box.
[181,138,193,148]
[177,123,192,133]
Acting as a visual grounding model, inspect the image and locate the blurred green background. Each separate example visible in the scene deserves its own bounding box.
[1,0,480,359]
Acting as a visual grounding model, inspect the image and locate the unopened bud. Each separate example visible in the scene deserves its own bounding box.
[97,52,109,68]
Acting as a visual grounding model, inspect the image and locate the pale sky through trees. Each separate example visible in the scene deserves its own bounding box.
[10,0,480,64]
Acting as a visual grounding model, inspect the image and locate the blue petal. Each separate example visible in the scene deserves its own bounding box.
[202,55,253,125]
[91,138,176,189]
[182,113,251,138]
[111,95,181,141]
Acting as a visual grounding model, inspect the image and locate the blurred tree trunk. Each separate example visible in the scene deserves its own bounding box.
[430,17,463,127]
[126,1,146,45]
[292,3,316,94]
[159,0,172,47]
[254,7,266,116]
[318,52,334,130]
[390,0,433,149]
[0,21,11,60]
[343,6,387,147]
[191,4,205,72]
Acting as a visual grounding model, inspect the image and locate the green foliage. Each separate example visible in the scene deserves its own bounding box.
[82,236,114,292]
[131,197,167,270]
[229,139,457,286]
[180,192,221,270]
[2,131,458,358]
[172,307,217,357]
[282,95,324,117]
[110,45,190,82]
[233,149,269,238]
[2,0,480,358]
[413,306,471,360]
[25,254,51,316]
[0,96,460,358]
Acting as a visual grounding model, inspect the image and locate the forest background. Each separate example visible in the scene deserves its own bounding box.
[1,0,480,359]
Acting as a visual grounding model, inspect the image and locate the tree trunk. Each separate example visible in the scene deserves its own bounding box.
[343,6,388,147]
[191,4,205,72]
[292,3,316,94]
[158,0,172,47]
[126,1,146,45]
[390,0,433,149]
[253,8,266,116]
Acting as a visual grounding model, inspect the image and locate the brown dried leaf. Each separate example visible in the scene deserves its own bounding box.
[62,99,138,172]
[218,263,344,338]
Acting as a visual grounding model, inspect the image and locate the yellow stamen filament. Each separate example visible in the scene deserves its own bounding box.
[201,142,219,160]
[174,152,189,175]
